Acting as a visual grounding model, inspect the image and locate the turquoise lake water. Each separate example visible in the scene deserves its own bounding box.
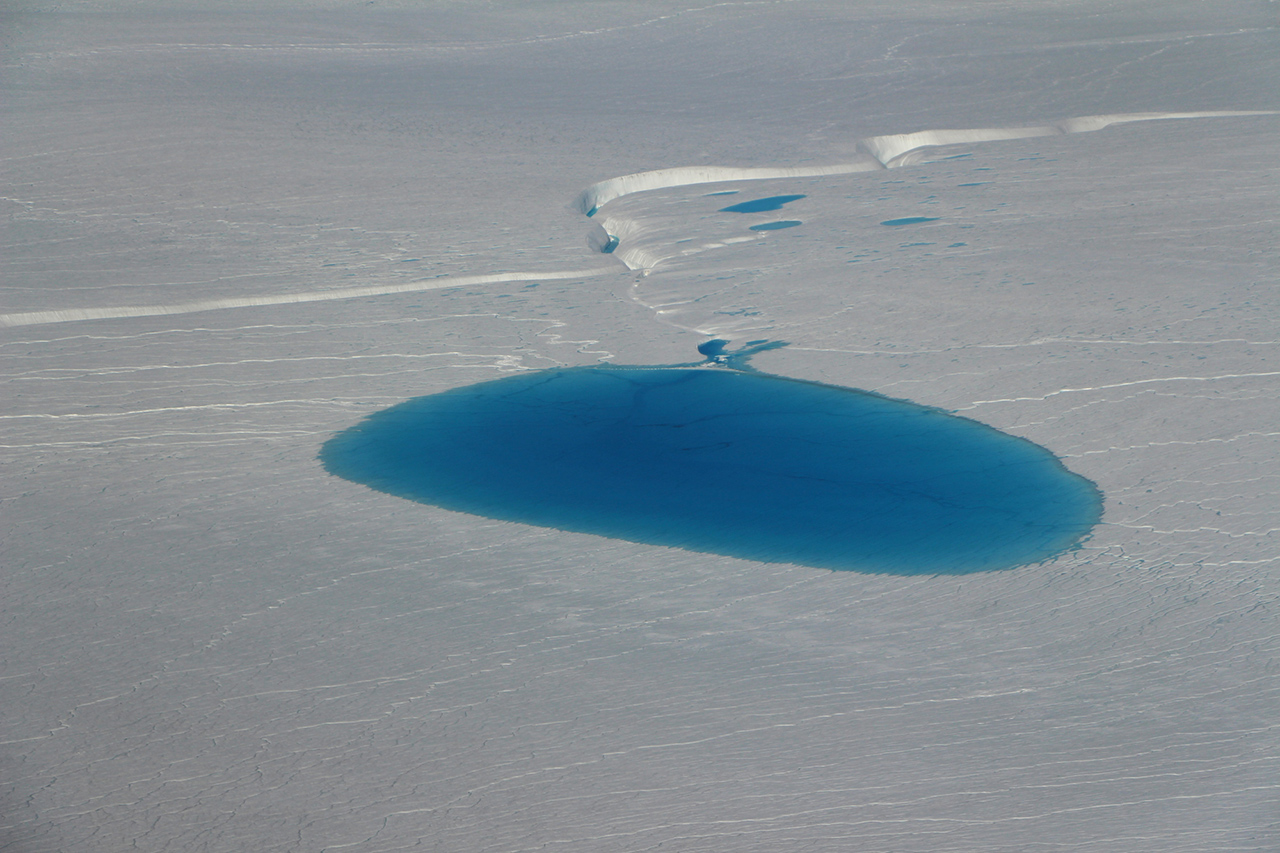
[321,366,1102,574]
[721,194,806,213]
[881,216,940,226]
[750,220,802,231]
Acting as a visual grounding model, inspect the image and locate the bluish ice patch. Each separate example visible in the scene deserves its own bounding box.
[721,194,806,213]
[706,190,739,196]
[601,235,620,253]
[322,363,1102,575]
[749,220,802,231]
[881,216,941,226]
[696,339,729,358]
[695,339,785,369]
[958,182,990,187]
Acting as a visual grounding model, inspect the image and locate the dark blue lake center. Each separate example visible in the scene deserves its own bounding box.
[321,366,1101,574]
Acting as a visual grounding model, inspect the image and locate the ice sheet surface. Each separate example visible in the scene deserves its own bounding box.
[2,2,1278,851]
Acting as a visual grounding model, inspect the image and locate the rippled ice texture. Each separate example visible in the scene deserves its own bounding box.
[2,2,1278,852]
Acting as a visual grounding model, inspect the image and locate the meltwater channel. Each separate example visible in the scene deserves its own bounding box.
[321,361,1101,575]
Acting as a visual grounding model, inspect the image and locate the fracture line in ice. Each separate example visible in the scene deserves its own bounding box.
[958,370,1280,409]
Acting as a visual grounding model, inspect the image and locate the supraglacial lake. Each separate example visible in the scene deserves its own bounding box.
[881,216,940,226]
[321,366,1102,574]
[721,194,805,213]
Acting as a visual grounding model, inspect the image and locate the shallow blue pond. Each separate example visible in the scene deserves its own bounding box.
[881,216,940,226]
[721,194,806,213]
[749,220,802,231]
[321,366,1101,575]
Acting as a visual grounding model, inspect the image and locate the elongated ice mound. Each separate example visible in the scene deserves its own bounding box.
[575,111,1275,217]
[0,269,617,327]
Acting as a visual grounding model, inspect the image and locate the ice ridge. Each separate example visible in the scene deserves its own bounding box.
[574,110,1275,217]
[0,269,616,327]
[4,111,1271,327]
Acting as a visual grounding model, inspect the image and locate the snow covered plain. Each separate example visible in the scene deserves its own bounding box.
[2,2,1278,850]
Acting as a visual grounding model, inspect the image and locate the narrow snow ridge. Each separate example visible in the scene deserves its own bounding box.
[574,156,883,217]
[575,110,1275,214]
[0,269,616,327]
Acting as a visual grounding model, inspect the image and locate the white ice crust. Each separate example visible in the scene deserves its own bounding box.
[2,3,1278,852]
[576,110,1273,217]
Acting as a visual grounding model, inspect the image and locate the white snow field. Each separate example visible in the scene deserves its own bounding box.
[2,2,1278,851]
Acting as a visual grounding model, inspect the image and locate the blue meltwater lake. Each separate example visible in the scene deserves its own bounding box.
[720,194,806,213]
[321,366,1101,574]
